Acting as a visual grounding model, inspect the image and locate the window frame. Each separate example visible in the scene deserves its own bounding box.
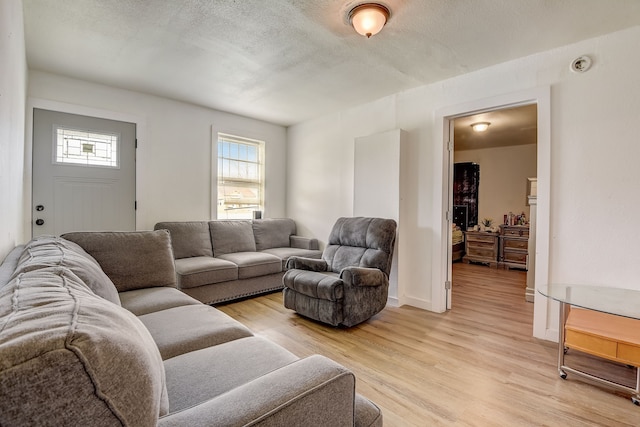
[215,132,265,220]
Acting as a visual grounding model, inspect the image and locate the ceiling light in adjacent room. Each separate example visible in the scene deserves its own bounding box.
[349,3,390,38]
[471,122,491,132]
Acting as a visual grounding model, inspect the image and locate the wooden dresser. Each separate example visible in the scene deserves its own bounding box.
[499,225,529,270]
[463,231,499,268]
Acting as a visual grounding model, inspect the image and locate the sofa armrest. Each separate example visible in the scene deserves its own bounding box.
[157,355,356,427]
[290,235,320,250]
[340,267,387,287]
[285,256,328,271]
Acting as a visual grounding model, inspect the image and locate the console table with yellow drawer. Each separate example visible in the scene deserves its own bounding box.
[540,284,640,405]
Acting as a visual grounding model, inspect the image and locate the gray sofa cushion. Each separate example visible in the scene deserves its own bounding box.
[210,220,256,256]
[252,218,295,250]
[154,221,213,259]
[163,336,299,412]
[174,256,238,289]
[12,236,120,305]
[62,230,177,292]
[261,247,323,269]
[119,287,202,316]
[217,252,282,279]
[138,305,253,360]
[0,267,169,426]
[159,353,356,427]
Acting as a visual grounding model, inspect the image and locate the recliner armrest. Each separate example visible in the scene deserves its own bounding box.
[289,235,319,250]
[157,355,356,427]
[340,267,387,287]
[286,256,328,271]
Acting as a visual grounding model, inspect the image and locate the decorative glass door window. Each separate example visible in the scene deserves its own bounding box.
[54,126,119,168]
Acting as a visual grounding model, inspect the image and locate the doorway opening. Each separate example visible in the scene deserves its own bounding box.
[451,103,537,312]
[435,86,551,340]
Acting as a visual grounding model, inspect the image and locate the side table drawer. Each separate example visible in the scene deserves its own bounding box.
[503,251,527,264]
[618,343,640,367]
[565,329,618,360]
[504,239,528,250]
[468,247,496,259]
[467,234,497,244]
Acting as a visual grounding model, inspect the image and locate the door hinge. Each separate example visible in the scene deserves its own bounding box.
[135,139,138,149]
[447,140,454,151]
[135,201,137,210]
[445,280,452,290]
[446,211,453,221]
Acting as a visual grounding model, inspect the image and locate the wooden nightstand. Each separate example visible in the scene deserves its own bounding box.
[463,231,499,268]
[499,225,529,270]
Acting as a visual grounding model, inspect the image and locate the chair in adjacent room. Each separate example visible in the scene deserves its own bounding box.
[282,217,397,327]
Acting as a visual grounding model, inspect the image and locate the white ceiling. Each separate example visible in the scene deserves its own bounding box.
[23,0,640,126]
[454,104,537,151]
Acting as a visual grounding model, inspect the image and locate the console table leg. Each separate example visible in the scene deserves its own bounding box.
[558,301,568,379]
[633,368,640,406]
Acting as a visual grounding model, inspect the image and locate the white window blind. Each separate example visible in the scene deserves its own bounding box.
[217,133,264,219]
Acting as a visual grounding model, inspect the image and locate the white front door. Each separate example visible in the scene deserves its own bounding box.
[32,108,136,237]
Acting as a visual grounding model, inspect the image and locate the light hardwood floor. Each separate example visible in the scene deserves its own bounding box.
[218,263,639,426]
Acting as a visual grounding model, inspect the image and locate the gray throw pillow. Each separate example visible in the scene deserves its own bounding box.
[62,230,177,292]
[209,220,256,256]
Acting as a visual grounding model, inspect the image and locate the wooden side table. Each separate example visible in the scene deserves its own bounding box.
[462,231,499,268]
[499,225,529,270]
[540,284,640,405]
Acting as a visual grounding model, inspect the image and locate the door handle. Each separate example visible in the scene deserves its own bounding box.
[35,219,44,226]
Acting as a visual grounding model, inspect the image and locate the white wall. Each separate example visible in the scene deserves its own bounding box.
[455,144,537,225]
[287,26,640,336]
[0,0,27,260]
[27,71,287,231]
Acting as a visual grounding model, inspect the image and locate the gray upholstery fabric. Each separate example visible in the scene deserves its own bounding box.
[286,256,328,271]
[355,394,384,427]
[0,245,23,289]
[283,217,397,327]
[13,236,120,305]
[283,287,344,326]
[182,272,285,305]
[174,256,238,288]
[283,270,343,301]
[209,220,256,256]
[164,336,299,412]
[138,305,253,360]
[0,267,169,426]
[290,235,320,250]
[252,218,296,250]
[154,221,213,258]
[261,247,322,269]
[324,217,396,274]
[119,287,202,316]
[217,251,282,279]
[159,354,356,427]
[62,230,177,292]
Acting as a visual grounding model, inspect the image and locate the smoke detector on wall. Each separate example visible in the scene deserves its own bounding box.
[570,55,592,73]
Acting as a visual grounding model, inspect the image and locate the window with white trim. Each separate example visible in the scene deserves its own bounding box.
[54,126,119,168]
[217,133,264,219]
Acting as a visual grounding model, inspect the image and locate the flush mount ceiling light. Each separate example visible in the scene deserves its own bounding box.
[471,122,491,132]
[349,3,390,38]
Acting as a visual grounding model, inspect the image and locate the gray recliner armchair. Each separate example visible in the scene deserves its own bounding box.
[282,217,397,327]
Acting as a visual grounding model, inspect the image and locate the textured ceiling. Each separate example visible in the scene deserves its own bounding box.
[454,104,537,151]
[23,0,640,126]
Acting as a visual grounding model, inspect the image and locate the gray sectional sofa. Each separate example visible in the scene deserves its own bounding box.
[154,218,322,305]
[0,231,382,426]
